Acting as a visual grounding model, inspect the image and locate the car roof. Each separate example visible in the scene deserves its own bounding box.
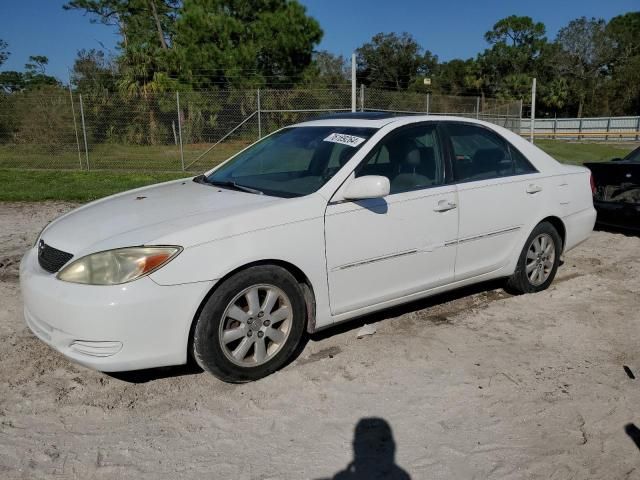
[312,112,410,121]
[296,113,487,129]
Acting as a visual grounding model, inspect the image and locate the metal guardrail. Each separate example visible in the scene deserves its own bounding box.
[521,116,640,141]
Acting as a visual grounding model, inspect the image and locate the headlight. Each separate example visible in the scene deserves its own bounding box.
[57,246,182,285]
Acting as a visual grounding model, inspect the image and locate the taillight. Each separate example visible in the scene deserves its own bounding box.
[589,172,596,195]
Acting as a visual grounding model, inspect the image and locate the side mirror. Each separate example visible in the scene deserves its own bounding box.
[611,157,623,162]
[343,175,390,201]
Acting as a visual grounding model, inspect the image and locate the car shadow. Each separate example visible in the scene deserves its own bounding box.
[107,278,509,384]
[310,278,509,342]
[595,223,640,237]
[106,362,203,384]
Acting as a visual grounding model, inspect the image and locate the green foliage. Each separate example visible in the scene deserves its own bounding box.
[555,17,610,117]
[356,33,437,90]
[171,0,322,89]
[0,55,59,93]
[64,0,322,91]
[301,51,349,87]
[484,15,546,47]
[71,49,117,92]
[605,12,640,115]
[2,86,75,148]
[0,71,26,93]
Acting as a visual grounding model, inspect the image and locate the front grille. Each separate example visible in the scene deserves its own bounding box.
[38,241,73,273]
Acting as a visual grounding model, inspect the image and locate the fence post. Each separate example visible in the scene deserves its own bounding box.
[518,99,523,136]
[605,116,611,141]
[636,117,640,141]
[78,94,90,171]
[553,116,557,140]
[530,77,536,144]
[176,91,185,171]
[475,96,480,119]
[426,93,430,115]
[578,118,583,141]
[351,53,357,112]
[68,86,83,170]
[257,88,262,139]
[360,84,364,112]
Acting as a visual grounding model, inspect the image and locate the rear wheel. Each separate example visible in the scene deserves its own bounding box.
[506,222,562,294]
[192,266,306,382]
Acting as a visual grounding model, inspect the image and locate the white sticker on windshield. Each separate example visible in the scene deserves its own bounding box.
[323,132,366,147]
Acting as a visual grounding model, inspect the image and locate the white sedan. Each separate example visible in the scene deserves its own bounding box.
[20,114,596,382]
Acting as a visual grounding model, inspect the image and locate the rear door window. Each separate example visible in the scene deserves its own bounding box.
[444,123,535,182]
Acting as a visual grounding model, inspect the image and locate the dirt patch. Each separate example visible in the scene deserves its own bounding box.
[1,202,640,479]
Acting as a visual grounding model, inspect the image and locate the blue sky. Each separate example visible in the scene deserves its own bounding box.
[1,0,637,81]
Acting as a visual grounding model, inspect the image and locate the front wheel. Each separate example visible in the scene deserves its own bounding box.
[192,265,306,382]
[506,222,562,294]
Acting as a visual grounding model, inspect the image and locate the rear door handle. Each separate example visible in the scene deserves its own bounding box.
[433,199,457,212]
[526,184,543,194]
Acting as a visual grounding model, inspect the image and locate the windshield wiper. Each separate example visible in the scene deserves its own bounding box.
[203,178,264,195]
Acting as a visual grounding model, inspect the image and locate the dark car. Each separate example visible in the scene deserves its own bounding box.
[585,146,640,231]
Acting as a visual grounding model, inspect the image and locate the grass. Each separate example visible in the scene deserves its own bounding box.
[0,140,252,171]
[535,140,635,165]
[0,169,187,202]
[0,139,637,201]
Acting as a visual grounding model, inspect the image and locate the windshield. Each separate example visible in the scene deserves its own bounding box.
[205,126,376,198]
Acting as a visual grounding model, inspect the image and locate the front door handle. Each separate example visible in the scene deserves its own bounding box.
[526,184,543,194]
[433,199,457,212]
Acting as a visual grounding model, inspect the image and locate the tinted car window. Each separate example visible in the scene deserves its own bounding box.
[355,124,444,194]
[445,123,535,182]
[625,146,640,162]
[207,126,376,197]
[510,144,537,174]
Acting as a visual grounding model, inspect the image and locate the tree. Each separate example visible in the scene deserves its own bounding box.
[171,0,322,89]
[71,49,117,92]
[64,0,178,50]
[605,12,640,115]
[555,17,610,117]
[485,15,546,48]
[0,71,26,93]
[0,39,9,67]
[0,56,58,93]
[302,51,349,87]
[479,16,548,99]
[356,33,436,90]
[64,0,180,92]
[432,58,483,96]
[66,0,322,90]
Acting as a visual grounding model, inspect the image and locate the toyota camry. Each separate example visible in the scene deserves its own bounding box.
[20,113,596,382]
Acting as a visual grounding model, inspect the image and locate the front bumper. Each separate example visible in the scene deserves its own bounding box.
[20,247,214,372]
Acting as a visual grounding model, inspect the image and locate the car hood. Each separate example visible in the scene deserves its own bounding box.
[41,178,284,256]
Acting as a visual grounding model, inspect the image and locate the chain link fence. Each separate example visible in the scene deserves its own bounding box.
[0,86,522,172]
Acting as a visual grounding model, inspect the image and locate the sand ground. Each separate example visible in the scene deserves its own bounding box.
[1,201,639,479]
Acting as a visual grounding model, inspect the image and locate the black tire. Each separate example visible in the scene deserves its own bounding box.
[192,265,306,383]
[506,221,562,294]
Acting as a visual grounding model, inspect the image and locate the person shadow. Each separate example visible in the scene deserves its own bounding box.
[324,417,411,480]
